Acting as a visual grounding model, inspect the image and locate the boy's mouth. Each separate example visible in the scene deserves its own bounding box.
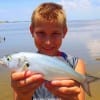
[40,47,57,56]
[43,47,55,51]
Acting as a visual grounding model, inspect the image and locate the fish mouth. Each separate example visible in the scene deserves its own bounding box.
[0,60,4,65]
[0,60,6,67]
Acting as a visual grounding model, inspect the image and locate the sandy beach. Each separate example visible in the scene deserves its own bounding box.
[0,66,13,100]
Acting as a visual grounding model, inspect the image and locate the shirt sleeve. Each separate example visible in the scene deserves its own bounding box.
[66,54,78,69]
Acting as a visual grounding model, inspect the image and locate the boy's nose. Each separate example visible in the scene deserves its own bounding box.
[44,36,52,45]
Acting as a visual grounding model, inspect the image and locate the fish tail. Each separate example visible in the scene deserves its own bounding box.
[82,74,100,96]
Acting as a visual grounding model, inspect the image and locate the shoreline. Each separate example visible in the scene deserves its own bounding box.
[0,19,100,24]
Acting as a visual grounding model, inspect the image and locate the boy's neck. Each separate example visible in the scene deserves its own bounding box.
[37,50,61,56]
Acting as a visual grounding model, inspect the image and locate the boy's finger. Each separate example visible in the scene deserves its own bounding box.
[19,74,44,87]
[11,70,44,81]
[16,80,44,93]
[12,74,44,88]
[11,71,33,81]
[46,85,80,95]
[56,86,80,94]
[50,80,80,87]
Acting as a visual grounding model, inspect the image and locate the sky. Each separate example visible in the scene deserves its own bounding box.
[0,0,100,21]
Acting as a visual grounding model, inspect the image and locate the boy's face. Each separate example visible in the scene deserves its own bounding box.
[30,20,67,56]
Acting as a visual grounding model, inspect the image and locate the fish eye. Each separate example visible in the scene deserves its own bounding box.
[7,56,12,61]
[26,63,30,67]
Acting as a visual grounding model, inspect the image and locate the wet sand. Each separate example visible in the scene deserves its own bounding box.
[0,67,13,100]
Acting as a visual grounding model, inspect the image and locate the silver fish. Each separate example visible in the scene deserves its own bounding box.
[0,52,100,96]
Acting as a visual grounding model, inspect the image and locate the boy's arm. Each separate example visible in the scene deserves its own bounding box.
[75,59,86,100]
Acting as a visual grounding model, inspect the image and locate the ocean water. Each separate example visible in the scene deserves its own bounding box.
[0,20,100,100]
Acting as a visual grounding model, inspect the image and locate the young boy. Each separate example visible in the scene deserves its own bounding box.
[11,2,85,100]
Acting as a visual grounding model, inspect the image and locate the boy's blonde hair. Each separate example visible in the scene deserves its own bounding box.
[31,2,67,27]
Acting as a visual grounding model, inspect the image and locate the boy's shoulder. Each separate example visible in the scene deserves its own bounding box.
[60,51,78,60]
[60,52,78,69]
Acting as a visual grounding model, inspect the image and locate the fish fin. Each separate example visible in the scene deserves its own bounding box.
[17,56,28,71]
[17,62,28,71]
[81,81,91,96]
[82,74,100,96]
[21,62,29,71]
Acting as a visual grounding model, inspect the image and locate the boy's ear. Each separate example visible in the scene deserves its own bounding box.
[63,26,68,38]
[30,24,34,37]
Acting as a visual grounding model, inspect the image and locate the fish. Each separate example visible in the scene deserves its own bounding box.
[0,52,100,96]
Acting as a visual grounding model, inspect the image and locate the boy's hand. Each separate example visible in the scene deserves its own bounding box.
[11,70,44,100]
[45,79,81,100]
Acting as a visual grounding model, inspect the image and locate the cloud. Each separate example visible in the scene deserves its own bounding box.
[59,0,92,10]
[58,0,100,20]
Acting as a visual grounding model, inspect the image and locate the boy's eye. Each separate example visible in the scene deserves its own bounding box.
[35,32,45,37]
[52,33,62,38]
